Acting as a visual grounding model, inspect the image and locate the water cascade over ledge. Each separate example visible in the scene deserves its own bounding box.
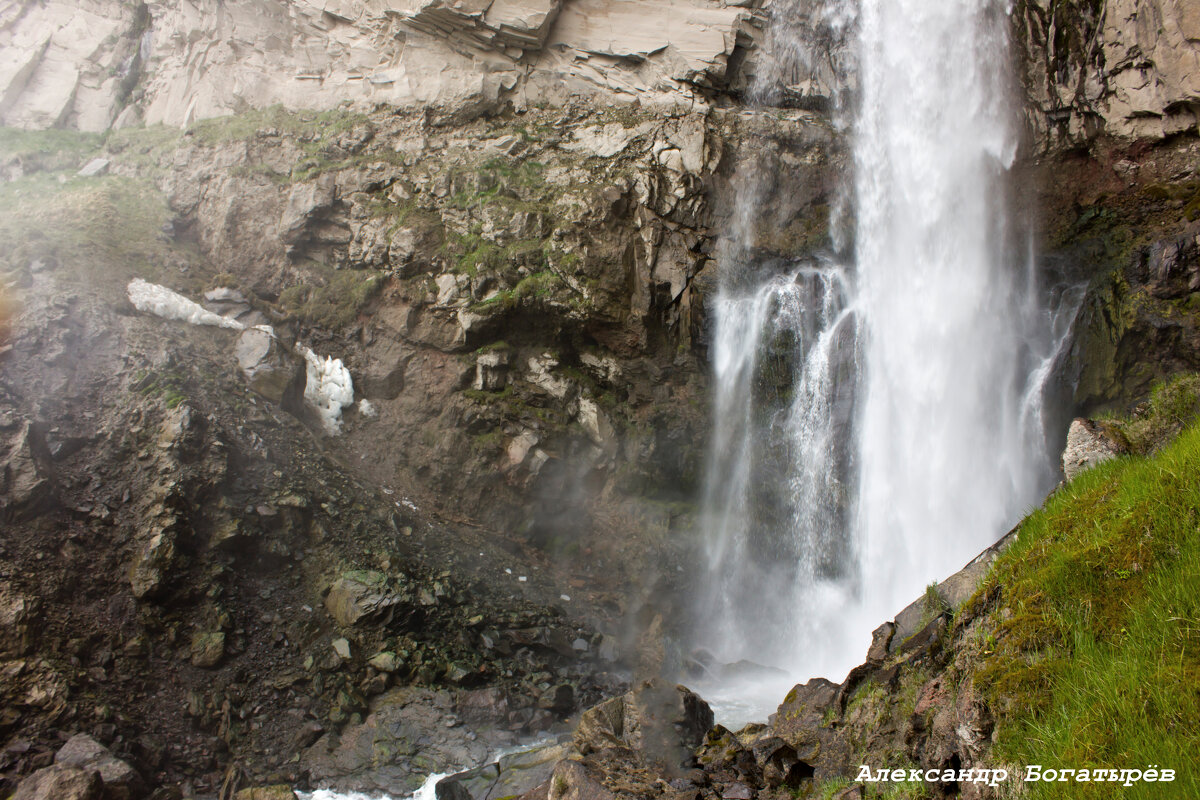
[694,0,1082,724]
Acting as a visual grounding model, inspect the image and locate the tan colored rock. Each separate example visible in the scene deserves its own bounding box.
[1019,0,1200,145]
[12,764,102,800]
[0,0,757,131]
[54,733,146,800]
[128,526,177,600]
[190,631,226,668]
[1062,418,1127,481]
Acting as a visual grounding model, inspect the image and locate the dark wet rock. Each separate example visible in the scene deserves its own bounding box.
[437,741,570,800]
[235,328,306,410]
[300,687,503,796]
[233,787,298,800]
[537,684,575,715]
[574,680,713,771]
[12,764,103,800]
[1,422,56,518]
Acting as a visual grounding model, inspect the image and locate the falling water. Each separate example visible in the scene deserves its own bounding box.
[696,0,1082,722]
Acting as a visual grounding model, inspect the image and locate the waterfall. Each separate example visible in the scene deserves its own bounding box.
[695,0,1081,722]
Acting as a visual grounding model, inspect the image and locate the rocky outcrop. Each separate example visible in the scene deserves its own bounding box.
[1016,0,1200,148]
[0,0,762,132]
[1061,417,1126,480]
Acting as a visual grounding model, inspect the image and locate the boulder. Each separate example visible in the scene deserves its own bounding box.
[542,758,617,800]
[357,337,409,400]
[0,582,39,657]
[1062,418,1126,481]
[301,687,497,796]
[128,526,178,600]
[54,733,146,800]
[324,570,407,627]
[234,787,298,800]
[12,764,102,800]
[279,178,336,245]
[436,741,569,800]
[235,328,307,410]
[574,680,713,770]
[1,422,56,517]
[189,631,226,668]
[473,351,510,392]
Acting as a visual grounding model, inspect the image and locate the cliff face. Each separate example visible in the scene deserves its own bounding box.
[1,0,1198,796]
[1016,0,1200,148]
[0,0,761,131]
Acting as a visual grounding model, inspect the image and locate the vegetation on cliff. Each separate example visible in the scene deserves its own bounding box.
[974,374,1200,797]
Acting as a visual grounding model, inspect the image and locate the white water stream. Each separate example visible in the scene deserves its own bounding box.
[696,0,1082,724]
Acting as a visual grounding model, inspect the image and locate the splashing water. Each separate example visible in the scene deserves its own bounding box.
[695,0,1082,724]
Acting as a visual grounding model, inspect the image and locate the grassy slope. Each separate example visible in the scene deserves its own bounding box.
[973,379,1200,798]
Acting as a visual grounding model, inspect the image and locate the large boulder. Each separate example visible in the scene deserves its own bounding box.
[435,740,570,800]
[235,328,306,410]
[54,733,146,800]
[12,764,102,800]
[301,687,504,797]
[574,680,713,771]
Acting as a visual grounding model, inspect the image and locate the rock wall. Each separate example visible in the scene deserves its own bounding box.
[1016,0,1200,149]
[0,0,764,131]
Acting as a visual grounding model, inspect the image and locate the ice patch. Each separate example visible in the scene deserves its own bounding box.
[127,278,241,329]
[359,399,377,417]
[301,346,355,434]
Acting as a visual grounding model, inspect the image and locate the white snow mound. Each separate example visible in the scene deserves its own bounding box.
[127,278,242,329]
[301,346,354,434]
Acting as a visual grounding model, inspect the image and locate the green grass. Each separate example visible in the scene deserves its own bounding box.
[1105,374,1200,455]
[0,127,101,172]
[974,412,1200,798]
[0,173,177,289]
[278,266,385,329]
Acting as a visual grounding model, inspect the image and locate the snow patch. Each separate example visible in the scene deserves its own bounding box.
[127,278,242,329]
[301,346,355,434]
[127,279,357,435]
